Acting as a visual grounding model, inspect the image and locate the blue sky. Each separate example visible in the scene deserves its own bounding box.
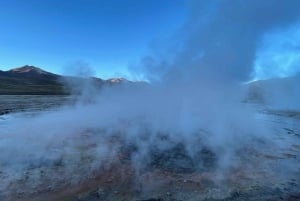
[1,0,300,81]
[0,0,187,79]
[253,23,300,80]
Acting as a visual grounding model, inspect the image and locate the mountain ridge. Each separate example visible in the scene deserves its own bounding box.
[0,65,132,95]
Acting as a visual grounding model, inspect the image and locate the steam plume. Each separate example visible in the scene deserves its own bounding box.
[1,0,300,199]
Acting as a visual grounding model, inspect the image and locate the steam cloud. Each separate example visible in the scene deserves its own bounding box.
[1,0,300,199]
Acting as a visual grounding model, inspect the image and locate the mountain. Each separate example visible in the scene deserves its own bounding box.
[0,65,132,95]
[245,74,300,106]
[6,65,59,79]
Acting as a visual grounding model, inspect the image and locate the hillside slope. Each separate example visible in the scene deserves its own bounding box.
[0,65,131,95]
[0,66,66,95]
[245,74,300,109]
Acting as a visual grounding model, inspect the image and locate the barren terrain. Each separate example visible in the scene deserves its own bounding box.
[0,96,299,201]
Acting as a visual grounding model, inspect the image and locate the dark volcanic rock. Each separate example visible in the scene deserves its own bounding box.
[148,143,196,173]
[148,143,216,173]
[0,109,10,116]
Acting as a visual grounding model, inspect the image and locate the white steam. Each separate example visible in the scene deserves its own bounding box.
[1,0,300,199]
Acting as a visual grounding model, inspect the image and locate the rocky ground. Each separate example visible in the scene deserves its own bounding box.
[0,98,300,201]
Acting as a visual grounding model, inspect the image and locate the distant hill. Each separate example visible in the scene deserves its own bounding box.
[0,65,132,95]
[245,74,300,107]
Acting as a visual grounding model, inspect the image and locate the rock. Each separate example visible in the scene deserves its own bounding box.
[148,143,196,173]
[0,110,9,115]
[97,188,105,197]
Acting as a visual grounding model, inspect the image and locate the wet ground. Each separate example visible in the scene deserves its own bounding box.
[0,96,300,201]
[0,95,73,115]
